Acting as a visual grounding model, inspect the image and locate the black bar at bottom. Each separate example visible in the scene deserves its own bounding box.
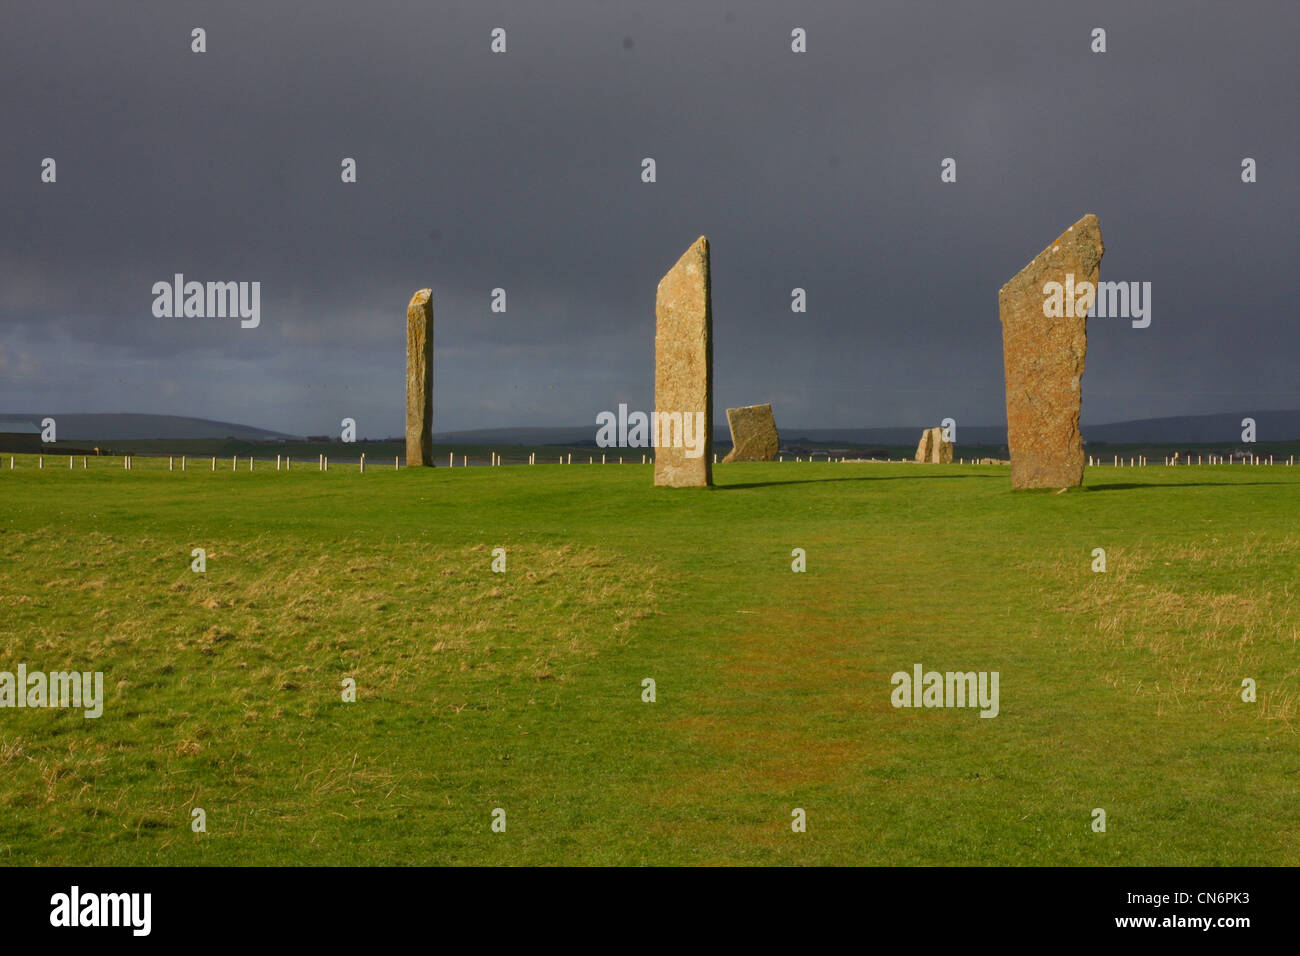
[0,866,1282,942]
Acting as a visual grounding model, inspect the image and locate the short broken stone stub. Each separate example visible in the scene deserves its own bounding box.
[998,214,1103,489]
[405,288,434,467]
[654,237,713,487]
[722,403,779,462]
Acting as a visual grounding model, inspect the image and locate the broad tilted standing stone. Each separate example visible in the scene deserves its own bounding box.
[405,288,434,466]
[654,237,712,487]
[998,215,1103,489]
[722,403,779,462]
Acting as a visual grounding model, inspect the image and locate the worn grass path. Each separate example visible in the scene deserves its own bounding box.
[0,456,1296,864]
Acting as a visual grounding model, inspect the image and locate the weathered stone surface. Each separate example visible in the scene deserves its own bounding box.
[722,403,779,462]
[914,428,936,463]
[998,214,1103,489]
[405,288,433,466]
[654,237,712,487]
[936,432,953,463]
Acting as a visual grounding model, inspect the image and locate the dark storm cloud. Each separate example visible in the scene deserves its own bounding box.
[2,0,1297,436]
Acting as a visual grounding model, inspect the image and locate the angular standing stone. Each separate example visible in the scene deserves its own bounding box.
[998,215,1103,489]
[722,403,779,463]
[405,288,433,466]
[654,237,712,487]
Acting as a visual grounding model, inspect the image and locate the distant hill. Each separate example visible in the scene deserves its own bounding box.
[1080,410,1300,444]
[6,410,1297,445]
[0,413,296,442]
[442,410,1300,447]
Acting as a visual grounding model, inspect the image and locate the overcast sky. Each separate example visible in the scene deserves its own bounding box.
[2,0,1296,437]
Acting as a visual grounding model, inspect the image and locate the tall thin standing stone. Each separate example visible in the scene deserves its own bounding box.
[998,215,1103,489]
[405,288,433,466]
[654,237,713,487]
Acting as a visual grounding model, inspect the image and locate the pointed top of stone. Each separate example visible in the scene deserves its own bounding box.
[1000,215,1102,295]
[658,236,708,287]
[409,288,432,308]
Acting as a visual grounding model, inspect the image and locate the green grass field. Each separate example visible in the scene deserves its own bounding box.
[1,455,1297,865]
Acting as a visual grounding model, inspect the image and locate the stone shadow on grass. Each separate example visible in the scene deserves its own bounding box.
[1085,481,1293,491]
[714,474,1002,491]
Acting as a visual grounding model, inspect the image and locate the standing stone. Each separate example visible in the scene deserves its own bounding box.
[998,215,1103,489]
[722,403,779,462]
[914,427,953,463]
[405,288,433,466]
[654,237,712,487]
